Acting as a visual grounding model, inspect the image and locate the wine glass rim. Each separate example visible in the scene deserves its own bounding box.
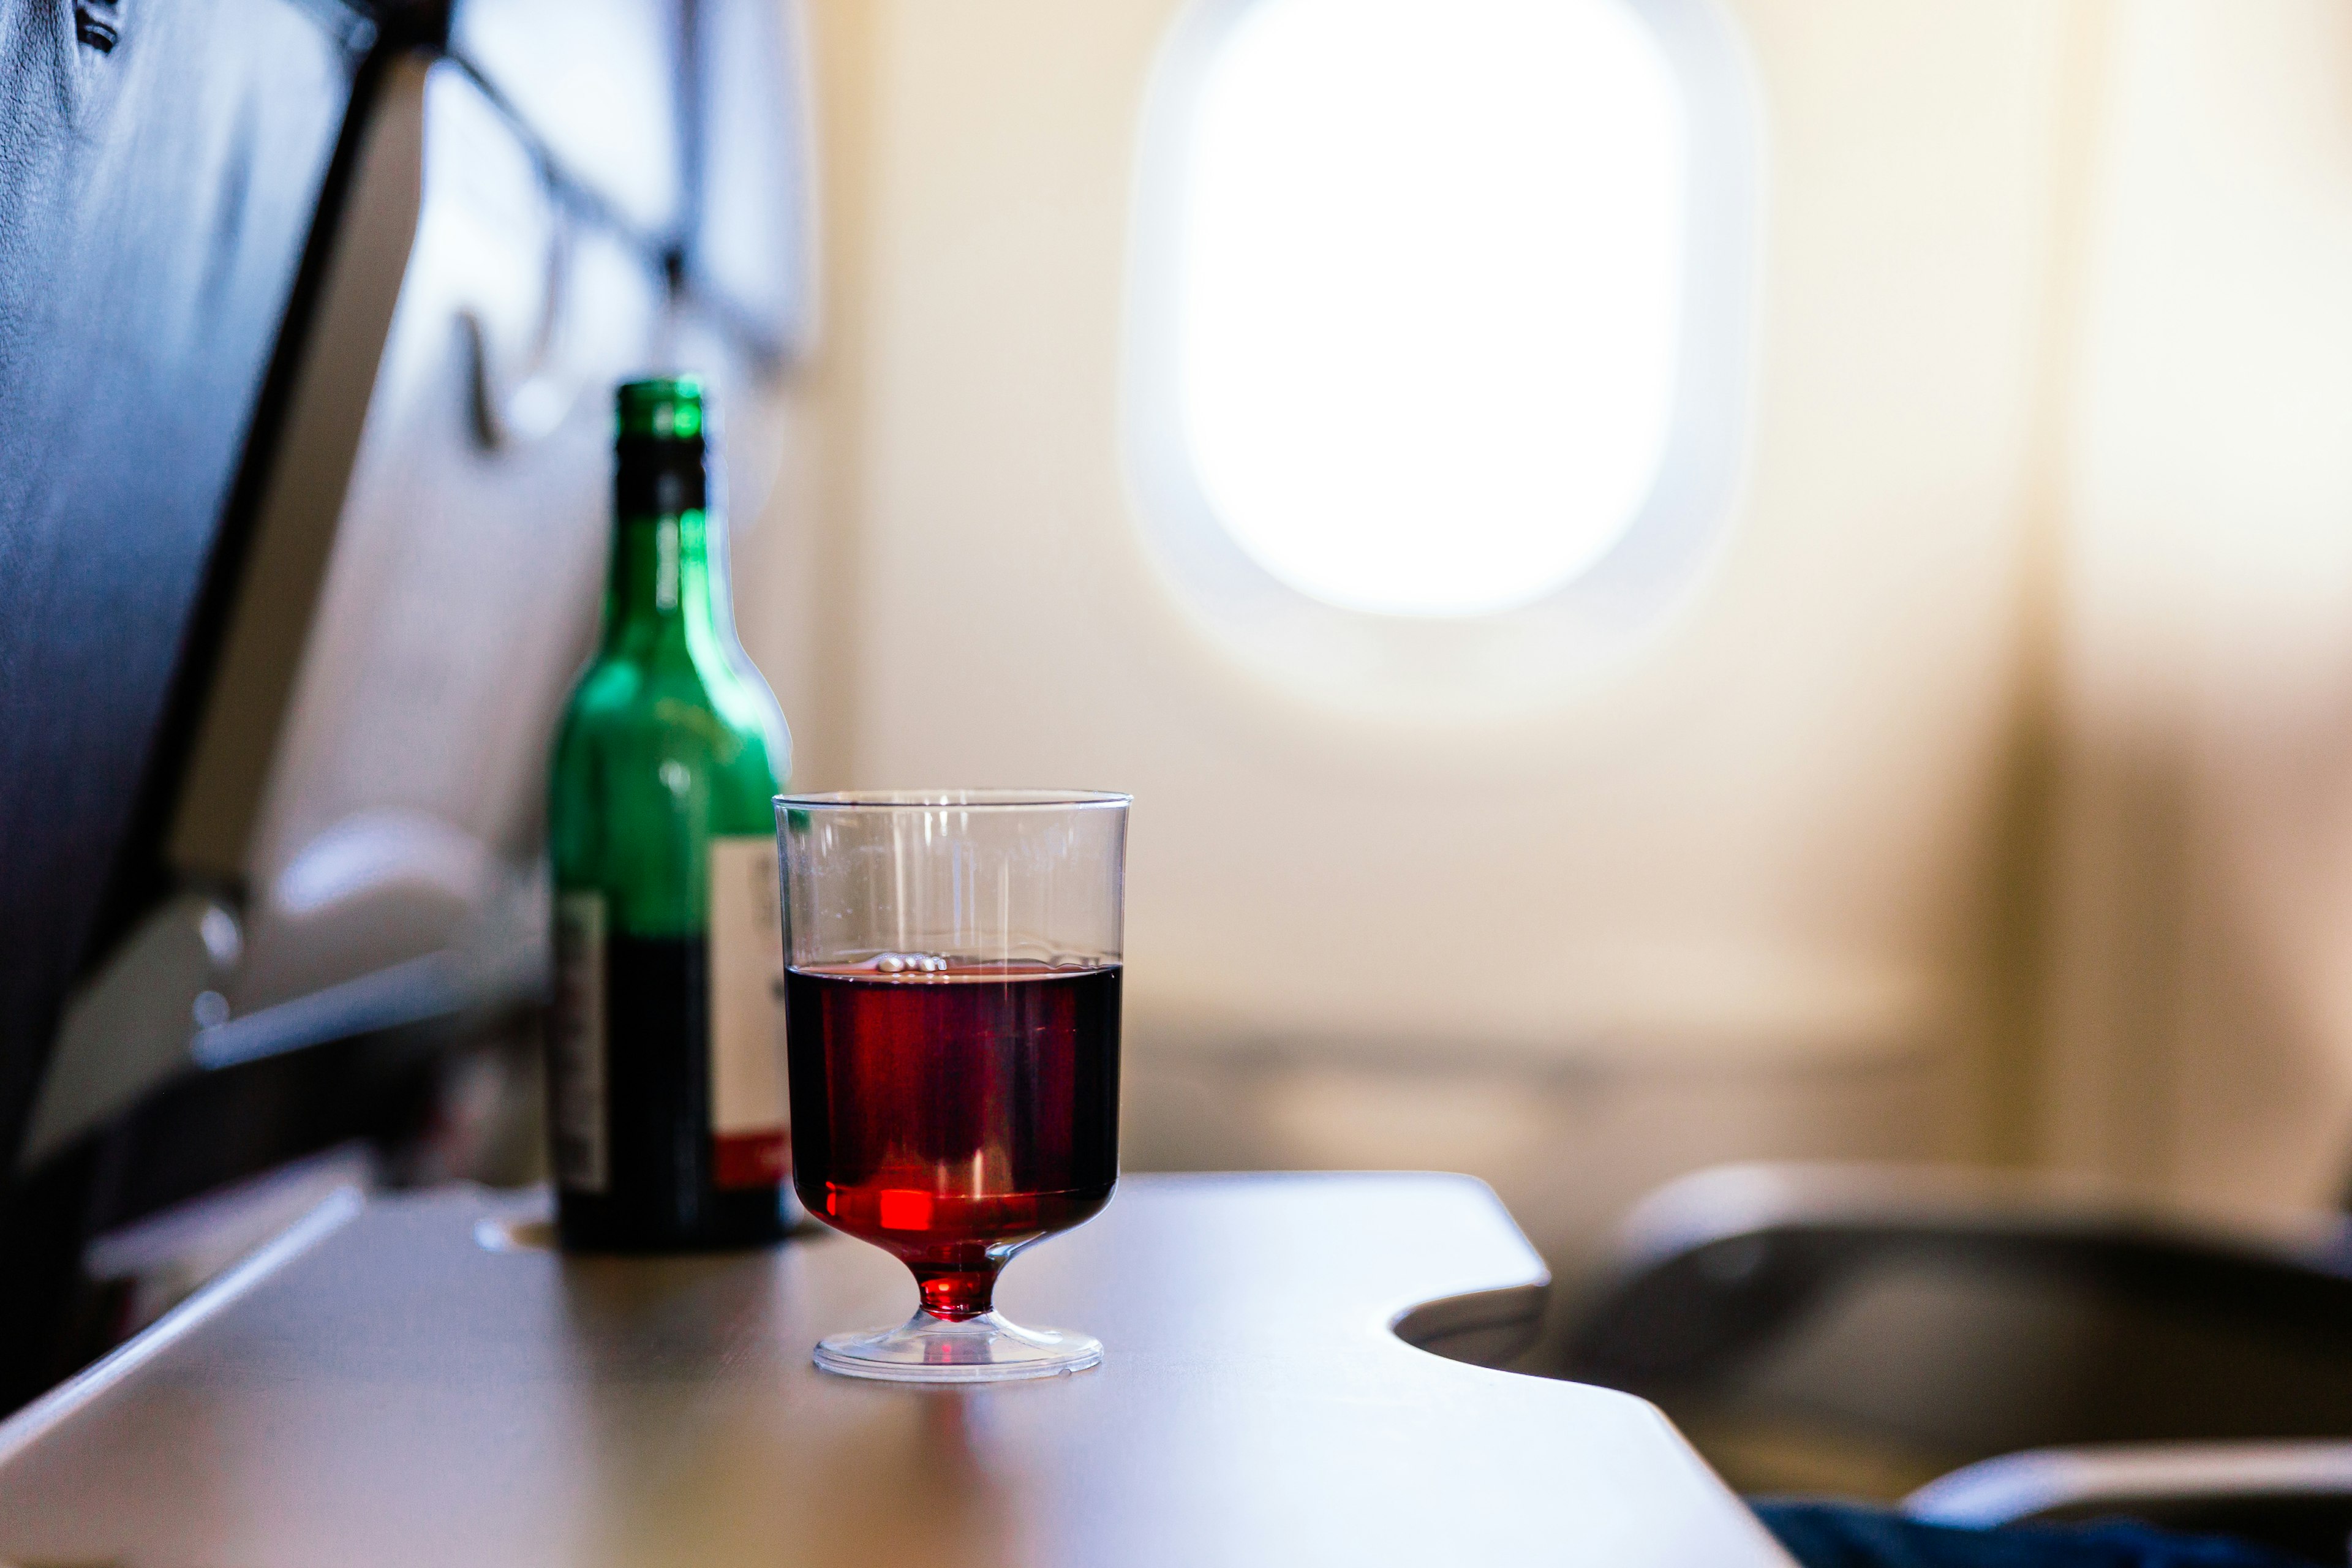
[775,788,1130,810]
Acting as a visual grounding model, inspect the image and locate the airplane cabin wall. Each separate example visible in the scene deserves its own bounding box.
[739,0,2117,1271]
[2045,0,2352,1213]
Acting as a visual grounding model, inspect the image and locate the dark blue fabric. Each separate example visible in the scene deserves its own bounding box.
[1752,1501,2322,1568]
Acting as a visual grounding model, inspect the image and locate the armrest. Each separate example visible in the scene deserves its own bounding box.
[1907,1441,2352,1564]
[1907,1441,2352,1527]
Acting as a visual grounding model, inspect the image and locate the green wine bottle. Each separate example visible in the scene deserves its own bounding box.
[546,377,796,1251]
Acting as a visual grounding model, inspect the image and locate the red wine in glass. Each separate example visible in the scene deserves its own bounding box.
[780,788,1128,1381]
[786,960,1120,1321]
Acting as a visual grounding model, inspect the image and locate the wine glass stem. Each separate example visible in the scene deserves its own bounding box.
[915,1267,998,1321]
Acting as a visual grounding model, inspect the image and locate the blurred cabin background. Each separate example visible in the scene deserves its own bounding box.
[759,0,2352,1284]
[10,0,2352,1427]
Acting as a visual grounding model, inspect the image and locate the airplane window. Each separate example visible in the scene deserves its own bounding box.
[1158,0,1690,619]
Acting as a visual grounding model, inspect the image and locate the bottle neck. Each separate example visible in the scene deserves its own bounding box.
[605,436,733,658]
[604,507,729,654]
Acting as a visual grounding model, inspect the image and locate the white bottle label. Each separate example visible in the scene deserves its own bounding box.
[708,834,790,1188]
[552,892,608,1193]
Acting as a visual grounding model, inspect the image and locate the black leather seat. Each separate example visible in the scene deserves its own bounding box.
[1553,1163,2352,1562]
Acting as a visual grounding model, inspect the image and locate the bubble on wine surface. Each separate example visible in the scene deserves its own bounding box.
[865,951,961,976]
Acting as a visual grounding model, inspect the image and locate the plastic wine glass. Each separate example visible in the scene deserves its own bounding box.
[777,790,1128,1382]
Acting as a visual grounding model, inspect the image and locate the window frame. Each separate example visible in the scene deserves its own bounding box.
[1122,0,1763,709]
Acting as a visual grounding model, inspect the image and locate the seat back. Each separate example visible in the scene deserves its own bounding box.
[1559,1164,2352,1498]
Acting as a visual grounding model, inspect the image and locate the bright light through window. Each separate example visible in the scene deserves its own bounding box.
[1176,0,1688,619]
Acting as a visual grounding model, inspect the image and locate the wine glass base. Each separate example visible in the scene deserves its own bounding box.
[814,1309,1103,1383]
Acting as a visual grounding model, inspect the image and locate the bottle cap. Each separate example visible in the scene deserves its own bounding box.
[616,377,706,442]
